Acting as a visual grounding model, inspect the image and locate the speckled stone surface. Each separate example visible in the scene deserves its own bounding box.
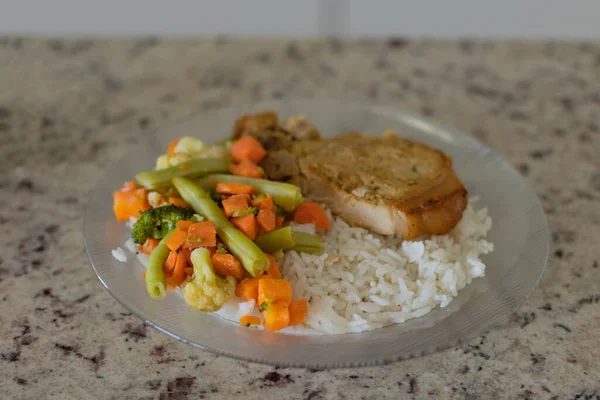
[0,37,599,399]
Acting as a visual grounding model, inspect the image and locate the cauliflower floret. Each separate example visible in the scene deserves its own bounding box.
[155,137,230,170]
[180,248,236,312]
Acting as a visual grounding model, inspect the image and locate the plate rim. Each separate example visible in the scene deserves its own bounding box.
[83,98,550,368]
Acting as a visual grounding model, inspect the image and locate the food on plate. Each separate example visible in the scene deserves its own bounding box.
[236,114,467,239]
[112,111,494,334]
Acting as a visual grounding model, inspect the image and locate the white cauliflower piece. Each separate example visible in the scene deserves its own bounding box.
[180,248,236,312]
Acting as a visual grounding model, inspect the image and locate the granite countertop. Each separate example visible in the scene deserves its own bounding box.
[0,37,598,399]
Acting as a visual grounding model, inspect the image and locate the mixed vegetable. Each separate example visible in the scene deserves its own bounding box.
[112,130,329,331]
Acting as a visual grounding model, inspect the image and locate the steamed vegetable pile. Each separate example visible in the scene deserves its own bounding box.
[112,133,329,331]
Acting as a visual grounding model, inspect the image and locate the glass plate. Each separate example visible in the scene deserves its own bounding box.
[83,100,549,368]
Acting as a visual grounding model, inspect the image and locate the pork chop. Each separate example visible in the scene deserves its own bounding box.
[233,113,468,239]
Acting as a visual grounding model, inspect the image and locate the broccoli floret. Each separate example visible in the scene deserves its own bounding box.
[132,204,193,244]
[181,248,236,312]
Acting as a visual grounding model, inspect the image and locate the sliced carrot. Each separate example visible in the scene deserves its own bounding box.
[216,182,256,195]
[184,267,194,276]
[258,278,292,306]
[168,252,188,287]
[166,229,187,252]
[221,194,250,217]
[230,214,257,240]
[113,186,150,222]
[180,247,193,267]
[265,254,282,279]
[229,159,263,179]
[262,300,289,332]
[293,202,330,230]
[211,253,245,279]
[164,251,178,275]
[275,216,285,229]
[176,220,193,231]
[235,276,267,302]
[251,193,273,210]
[261,194,274,211]
[168,195,191,209]
[167,139,180,156]
[142,271,146,278]
[122,181,140,191]
[288,299,308,326]
[138,238,160,255]
[185,221,217,249]
[240,315,261,327]
[231,135,267,164]
[257,208,276,233]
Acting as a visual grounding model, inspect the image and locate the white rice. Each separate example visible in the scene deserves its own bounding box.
[275,200,493,334]
[124,197,493,335]
[111,247,127,263]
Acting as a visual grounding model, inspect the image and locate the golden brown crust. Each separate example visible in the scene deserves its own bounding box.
[294,133,468,238]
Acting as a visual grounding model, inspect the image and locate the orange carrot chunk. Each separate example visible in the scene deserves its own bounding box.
[168,196,191,209]
[166,228,187,252]
[235,276,267,302]
[180,247,193,267]
[164,251,178,275]
[176,220,193,231]
[262,300,289,332]
[113,183,150,222]
[231,135,267,164]
[230,214,258,240]
[184,267,194,276]
[258,278,292,306]
[221,194,250,217]
[138,238,160,255]
[240,315,261,326]
[211,253,245,279]
[168,253,188,287]
[257,208,276,233]
[215,182,256,195]
[265,254,282,279]
[288,299,308,326]
[185,221,217,249]
[293,202,330,230]
[229,159,263,179]
[275,216,285,229]
[251,193,274,210]
[167,139,180,156]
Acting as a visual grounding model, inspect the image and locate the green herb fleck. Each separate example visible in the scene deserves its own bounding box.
[163,187,175,198]
[412,165,417,173]
[259,302,269,312]
[187,236,204,243]
[275,205,285,217]
[232,207,258,218]
[216,243,228,254]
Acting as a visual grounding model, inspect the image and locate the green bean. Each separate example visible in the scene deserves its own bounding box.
[145,230,175,299]
[290,231,324,254]
[136,158,229,190]
[195,174,303,212]
[254,226,295,254]
[172,177,269,277]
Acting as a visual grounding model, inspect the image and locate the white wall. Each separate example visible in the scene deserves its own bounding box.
[0,0,599,39]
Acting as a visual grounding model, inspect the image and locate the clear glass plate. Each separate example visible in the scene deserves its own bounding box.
[83,100,549,368]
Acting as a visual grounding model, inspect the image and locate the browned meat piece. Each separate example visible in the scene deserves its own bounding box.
[280,116,320,141]
[289,132,467,239]
[231,114,467,239]
[232,111,278,139]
